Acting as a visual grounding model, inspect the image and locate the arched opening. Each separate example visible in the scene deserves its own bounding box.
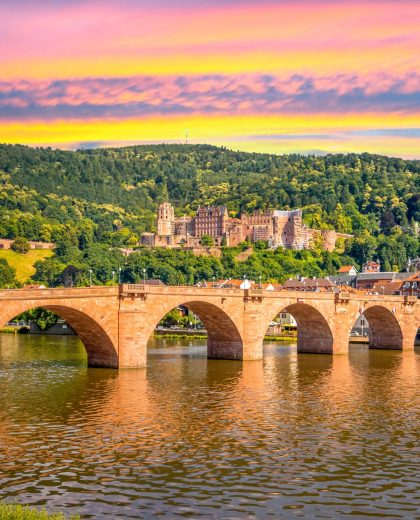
[148,301,243,360]
[2,305,118,368]
[350,305,403,350]
[349,312,370,341]
[266,303,334,354]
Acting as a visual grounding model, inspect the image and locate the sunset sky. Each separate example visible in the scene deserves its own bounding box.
[1,0,419,157]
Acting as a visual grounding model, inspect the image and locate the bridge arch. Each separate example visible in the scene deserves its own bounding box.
[1,302,118,368]
[146,300,244,360]
[351,305,403,350]
[266,302,334,354]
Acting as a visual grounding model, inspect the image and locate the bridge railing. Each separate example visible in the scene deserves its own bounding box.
[335,292,350,301]
[122,284,146,292]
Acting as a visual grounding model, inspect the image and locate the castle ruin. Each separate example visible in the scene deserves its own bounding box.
[141,203,352,252]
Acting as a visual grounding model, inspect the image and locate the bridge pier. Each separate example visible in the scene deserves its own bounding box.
[85,349,119,369]
[207,337,244,360]
[369,331,403,350]
[118,310,148,368]
[240,303,265,360]
[401,322,417,351]
[328,317,351,355]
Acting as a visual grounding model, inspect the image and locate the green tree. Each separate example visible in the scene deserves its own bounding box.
[0,258,19,288]
[253,240,269,251]
[33,257,66,286]
[17,308,59,330]
[11,236,30,254]
[200,234,214,246]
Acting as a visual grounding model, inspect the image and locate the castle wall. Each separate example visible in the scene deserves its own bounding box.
[147,202,352,252]
[0,239,55,250]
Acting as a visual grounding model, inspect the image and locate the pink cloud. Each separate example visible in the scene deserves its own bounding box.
[1,1,418,78]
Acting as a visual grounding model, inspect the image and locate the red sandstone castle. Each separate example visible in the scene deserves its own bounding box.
[141,202,352,251]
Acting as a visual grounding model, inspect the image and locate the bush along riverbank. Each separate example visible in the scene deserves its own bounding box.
[0,326,29,334]
[0,502,80,520]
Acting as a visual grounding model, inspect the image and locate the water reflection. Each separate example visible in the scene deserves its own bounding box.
[0,335,418,519]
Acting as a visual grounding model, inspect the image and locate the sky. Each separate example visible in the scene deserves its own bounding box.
[1,0,419,157]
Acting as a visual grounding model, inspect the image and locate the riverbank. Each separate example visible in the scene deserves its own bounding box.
[154,329,297,342]
[0,326,20,334]
[1,329,417,345]
[0,502,79,519]
[155,331,373,343]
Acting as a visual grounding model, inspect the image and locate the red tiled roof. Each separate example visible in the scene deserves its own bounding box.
[371,280,403,295]
[338,265,356,273]
[402,271,420,282]
[283,278,335,290]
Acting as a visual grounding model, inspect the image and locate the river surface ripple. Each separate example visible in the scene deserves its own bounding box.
[0,335,419,519]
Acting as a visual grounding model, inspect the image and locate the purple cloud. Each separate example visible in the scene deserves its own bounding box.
[0,73,419,121]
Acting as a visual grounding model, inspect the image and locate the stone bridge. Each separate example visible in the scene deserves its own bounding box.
[0,284,418,368]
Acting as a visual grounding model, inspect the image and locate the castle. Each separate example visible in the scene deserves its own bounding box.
[140,202,352,252]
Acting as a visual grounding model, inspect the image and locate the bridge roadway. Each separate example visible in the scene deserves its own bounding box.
[0,284,418,368]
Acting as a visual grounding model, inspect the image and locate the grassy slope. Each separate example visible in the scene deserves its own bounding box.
[0,249,53,283]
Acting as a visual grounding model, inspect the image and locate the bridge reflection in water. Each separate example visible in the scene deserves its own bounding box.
[0,284,418,368]
[0,335,418,518]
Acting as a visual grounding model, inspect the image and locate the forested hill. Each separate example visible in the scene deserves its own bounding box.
[0,143,418,279]
[1,143,419,227]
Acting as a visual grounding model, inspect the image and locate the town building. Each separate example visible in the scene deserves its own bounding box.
[329,273,357,288]
[277,312,297,327]
[338,265,358,275]
[283,277,336,291]
[355,272,411,291]
[351,314,369,336]
[400,271,420,297]
[407,257,420,272]
[141,202,352,251]
[362,260,381,273]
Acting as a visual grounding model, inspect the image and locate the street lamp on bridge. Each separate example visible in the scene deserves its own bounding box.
[143,268,146,286]
[89,269,93,287]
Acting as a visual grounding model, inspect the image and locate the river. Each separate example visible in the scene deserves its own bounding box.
[0,334,419,519]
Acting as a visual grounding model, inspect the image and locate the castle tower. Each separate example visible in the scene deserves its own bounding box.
[157,202,174,236]
[290,210,304,249]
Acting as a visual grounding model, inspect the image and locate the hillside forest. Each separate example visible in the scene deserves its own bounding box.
[0,143,418,289]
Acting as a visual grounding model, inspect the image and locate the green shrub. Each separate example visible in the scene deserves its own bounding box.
[0,502,79,520]
[11,237,30,255]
